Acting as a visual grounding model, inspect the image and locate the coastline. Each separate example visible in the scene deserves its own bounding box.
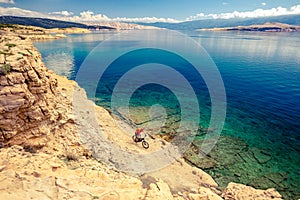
[197,22,300,32]
[0,26,283,199]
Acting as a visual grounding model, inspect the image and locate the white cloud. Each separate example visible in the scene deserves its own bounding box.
[262,2,267,6]
[0,0,14,4]
[186,4,300,20]
[52,10,180,23]
[186,13,205,21]
[58,11,110,22]
[222,2,228,6]
[112,16,180,23]
[49,10,73,16]
[1,5,300,24]
[0,6,180,23]
[0,6,49,17]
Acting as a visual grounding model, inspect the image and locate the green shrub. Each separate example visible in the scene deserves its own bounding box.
[23,145,38,153]
[0,24,16,29]
[0,51,13,56]
[18,51,29,56]
[0,63,11,75]
[5,43,17,49]
[0,51,14,64]
[26,49,33,55]
[66,152,78,161]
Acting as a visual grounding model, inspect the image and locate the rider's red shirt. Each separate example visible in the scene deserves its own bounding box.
[135,128,144,136]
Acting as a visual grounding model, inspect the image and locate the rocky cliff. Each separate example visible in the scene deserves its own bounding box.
[0,28,283,199]
[0,34,65,146]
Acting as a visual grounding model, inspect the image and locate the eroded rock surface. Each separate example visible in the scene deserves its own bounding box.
[222,182,282,200]
[0,35,71,147]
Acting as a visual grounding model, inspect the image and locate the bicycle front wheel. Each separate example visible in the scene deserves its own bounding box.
[142,141,149,149]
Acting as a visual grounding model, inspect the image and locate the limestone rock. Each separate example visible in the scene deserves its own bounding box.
[222,182,282,200]
[0,34,71,147]
[198,187,223,200]
[145,179,174,200]
[187,187,223,200]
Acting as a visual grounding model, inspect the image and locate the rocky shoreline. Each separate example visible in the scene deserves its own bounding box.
[106,105,298,199]
[198,22,300,32]
[0,27,283,199]
[0,24,92,41]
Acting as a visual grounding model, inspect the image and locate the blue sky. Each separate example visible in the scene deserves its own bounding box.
[0,0,299,23]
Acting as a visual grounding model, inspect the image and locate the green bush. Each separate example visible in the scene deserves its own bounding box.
[0,24,16,29]
[5,43,17,49]
[18,51,29,56]
[66,152,78,161]
[26,49,33,55]
[23,145,38,153]
[0,63,11,75]
[0,51,14,64]
[0,51,13,56]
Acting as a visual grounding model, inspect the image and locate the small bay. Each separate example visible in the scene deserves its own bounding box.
[35,30,300,199]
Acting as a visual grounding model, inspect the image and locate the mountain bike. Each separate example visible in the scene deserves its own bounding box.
[132,134,149,149]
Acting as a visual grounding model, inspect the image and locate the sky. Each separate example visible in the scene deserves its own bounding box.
[0,0,300,23]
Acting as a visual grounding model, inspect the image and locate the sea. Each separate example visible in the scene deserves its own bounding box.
[34,30,300,199]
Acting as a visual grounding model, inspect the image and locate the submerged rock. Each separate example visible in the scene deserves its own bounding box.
[248,172,292,199]
[183,145,217,169]
[251,147,272,164]
[186,135,248,168]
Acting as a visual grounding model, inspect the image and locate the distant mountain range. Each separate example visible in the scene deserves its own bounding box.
[1,15,300,31]
[0,16,114,30]
[137,14,300,30]
[0,16,158,30]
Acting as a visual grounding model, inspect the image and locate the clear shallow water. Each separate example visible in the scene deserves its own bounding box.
[35,30,300,199]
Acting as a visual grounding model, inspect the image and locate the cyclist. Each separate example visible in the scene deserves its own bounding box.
[135,128,144,139]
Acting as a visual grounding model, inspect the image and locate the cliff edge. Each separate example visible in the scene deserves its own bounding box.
[0,28,283,200]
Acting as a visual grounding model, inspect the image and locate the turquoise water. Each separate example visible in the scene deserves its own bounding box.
[35,30,300,199]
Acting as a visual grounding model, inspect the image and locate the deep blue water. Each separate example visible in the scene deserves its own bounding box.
[35,30,300,198]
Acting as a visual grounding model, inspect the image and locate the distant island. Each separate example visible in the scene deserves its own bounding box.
[198,22,300,32]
